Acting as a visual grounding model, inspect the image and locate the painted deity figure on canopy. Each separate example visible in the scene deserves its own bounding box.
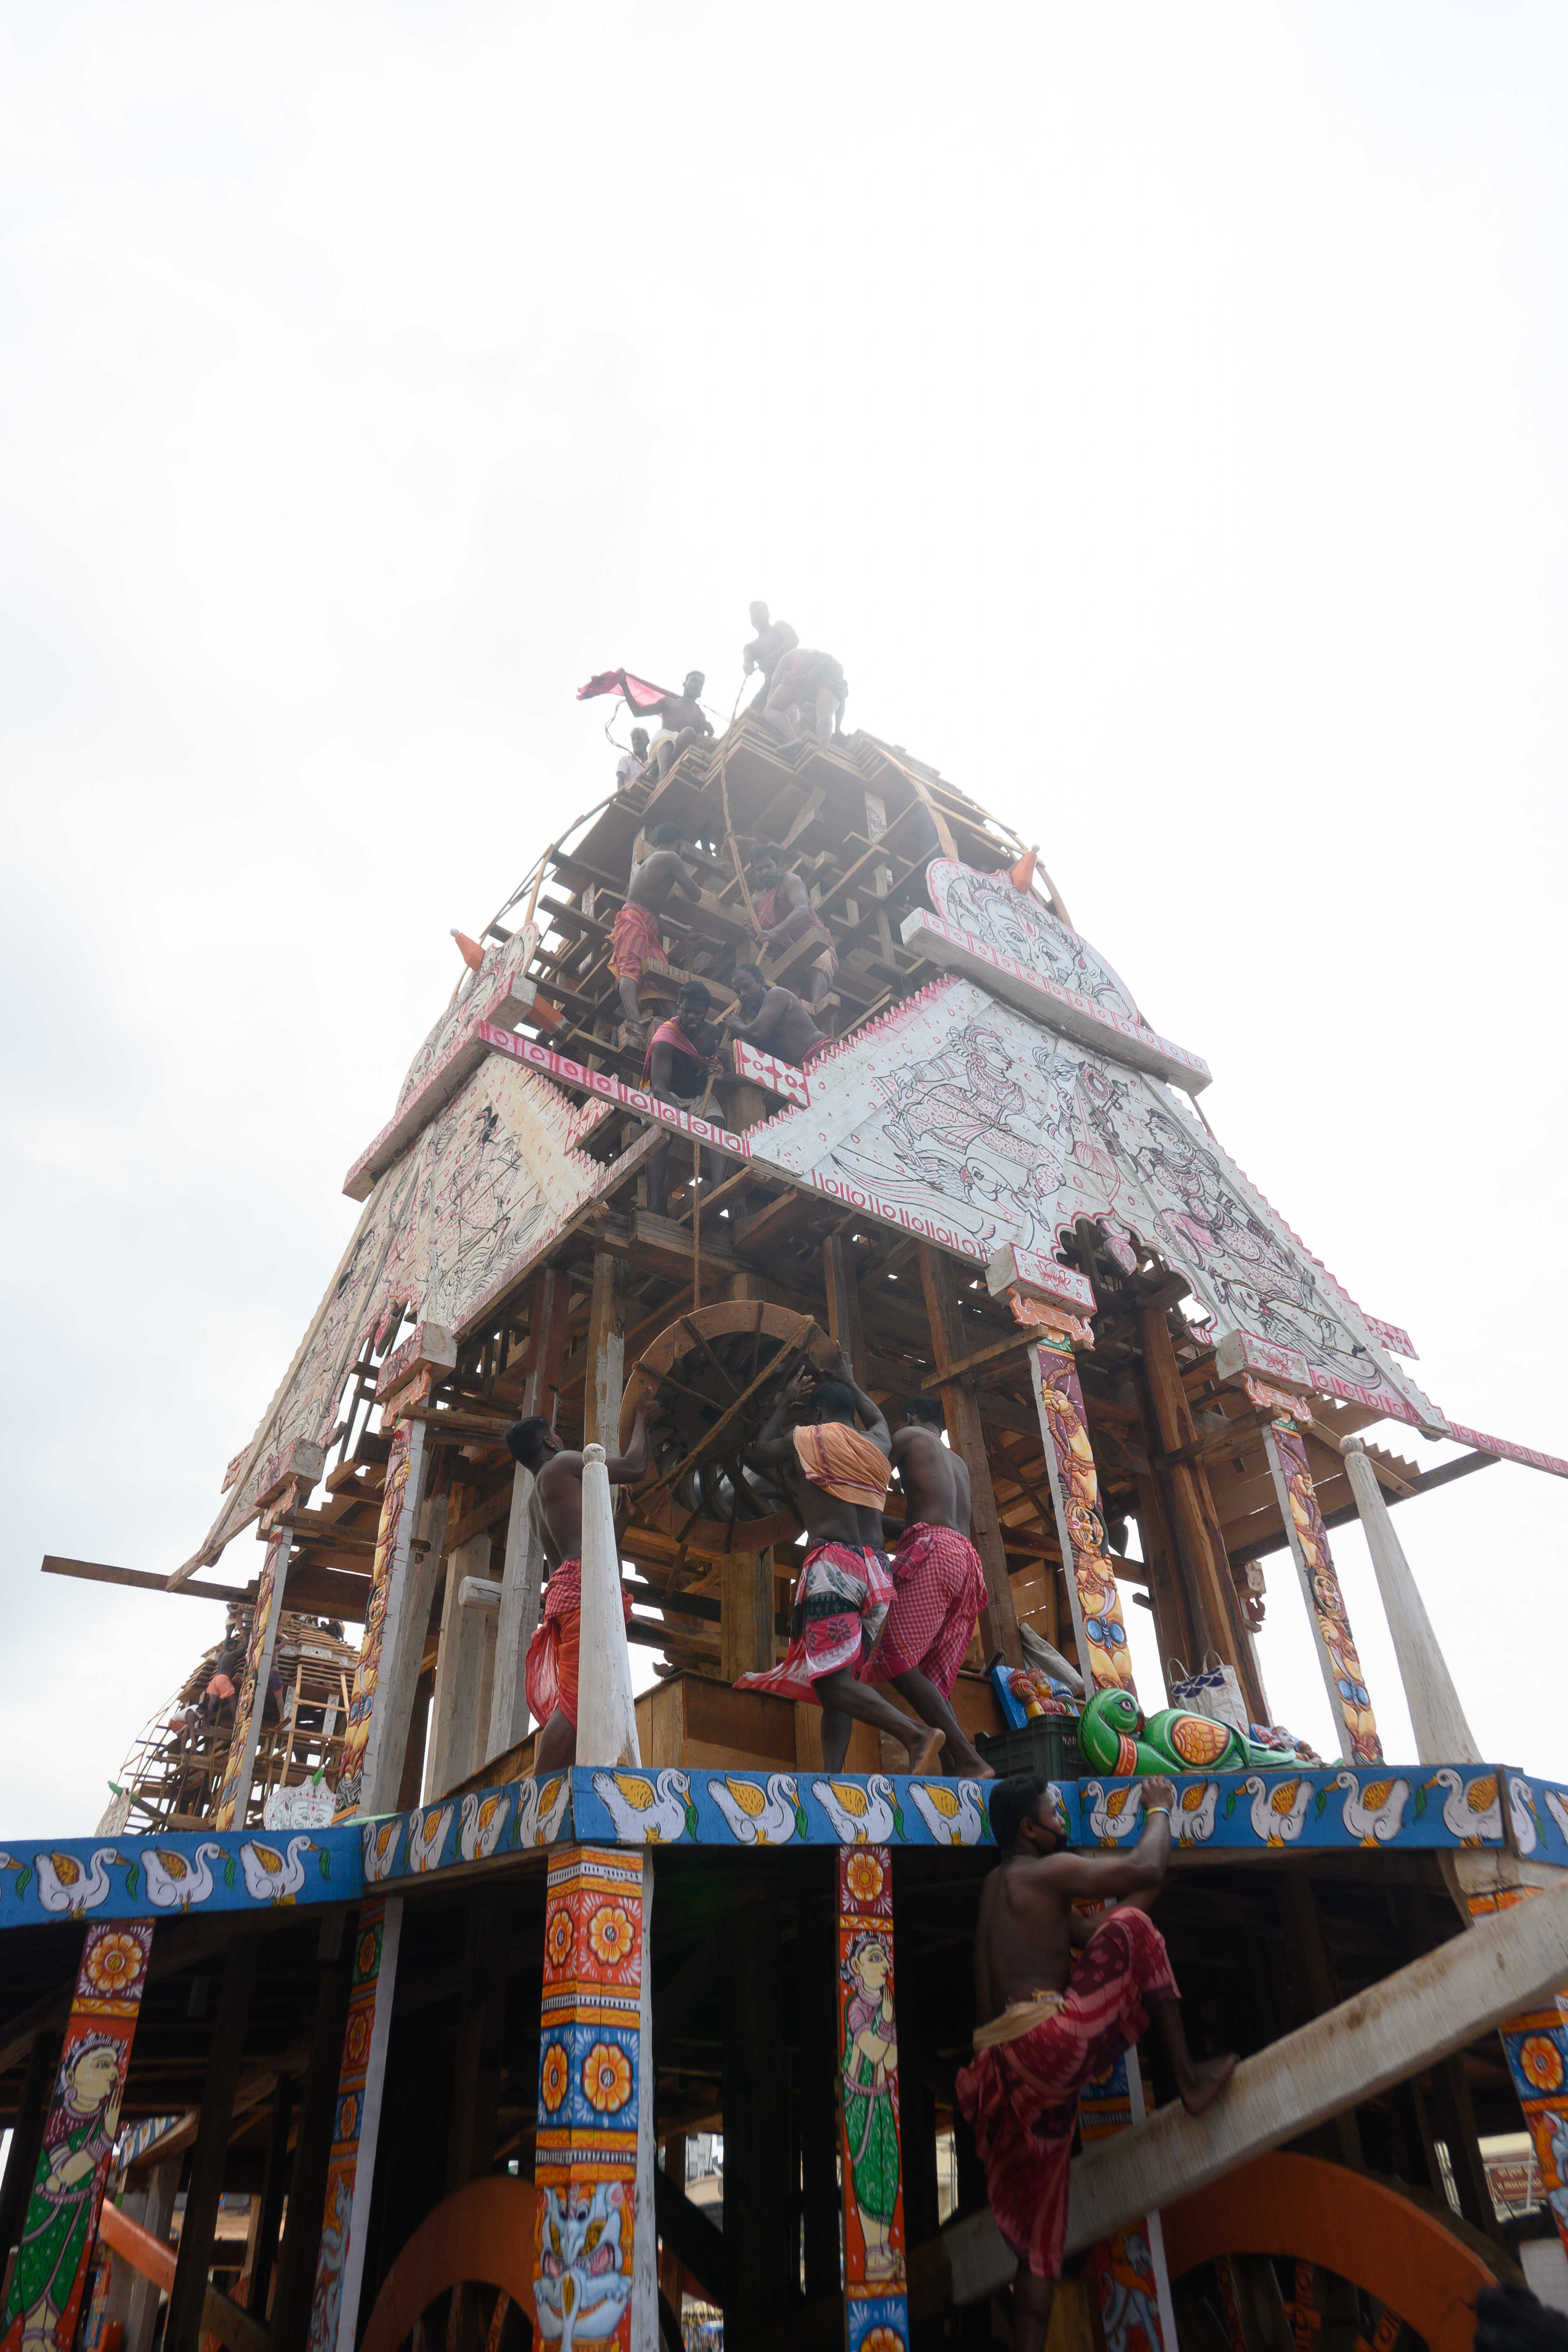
[4,2038,122,2352]
[842,1930,903,2283]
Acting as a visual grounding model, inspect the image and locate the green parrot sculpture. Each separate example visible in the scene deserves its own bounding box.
[1078,1688,1287,1777]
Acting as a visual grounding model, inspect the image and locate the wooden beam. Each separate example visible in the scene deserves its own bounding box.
[164,1935,260,2352]
[652,2165,735,2310]
[1228,1451,1499,1564]
[41,1555,249,1605]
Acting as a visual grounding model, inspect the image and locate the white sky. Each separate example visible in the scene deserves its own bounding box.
[3,4,1565,1837]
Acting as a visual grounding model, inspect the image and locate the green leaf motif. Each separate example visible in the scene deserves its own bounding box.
[1413,1783,1426,1819]
[1315,1788,1330,1818]
[319,1850,331,1879]
[224,1857,237,1890]
[16,1867,31,1899]
[1223,1789,1238,1819]
[124,1865,139,1901]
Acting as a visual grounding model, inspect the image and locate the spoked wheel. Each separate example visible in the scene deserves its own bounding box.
[619,1300,834,1554]
[359,2179,537,2352]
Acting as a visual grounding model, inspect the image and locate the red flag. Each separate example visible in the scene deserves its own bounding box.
[577,667,673,710]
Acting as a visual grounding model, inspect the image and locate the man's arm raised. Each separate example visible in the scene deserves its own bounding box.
[1048,1777,1176,1906]
[750,1364,810,1470]
[605,1400,653,1486]
[829,1344,890,1457]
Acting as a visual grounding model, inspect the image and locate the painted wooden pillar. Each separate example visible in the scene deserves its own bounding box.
[533,1846,656,2351]
[1079,2048,1179,2352]
[334,1397,431,1821]
[1263,1418,1383,1765]
[1031,1327,1136,1695]
[214,1524,290,1831]
[487,1263,568,1761]
[579,1444,641,1771]
[0,1919,154,2352]
[836,1844,911,2352]
[306,1894,403,2352]
[1342,1438,1479,1764]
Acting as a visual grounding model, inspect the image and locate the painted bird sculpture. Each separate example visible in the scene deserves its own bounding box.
[1078,1689,1284,1778]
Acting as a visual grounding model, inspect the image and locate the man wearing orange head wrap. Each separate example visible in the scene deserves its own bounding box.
[735,1348,945,1774]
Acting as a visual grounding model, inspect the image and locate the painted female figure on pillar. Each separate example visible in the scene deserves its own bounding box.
[841,1928,902,2285]
[3,2038,123,2352]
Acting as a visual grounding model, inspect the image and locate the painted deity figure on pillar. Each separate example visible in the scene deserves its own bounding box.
[842,1927,902,2283]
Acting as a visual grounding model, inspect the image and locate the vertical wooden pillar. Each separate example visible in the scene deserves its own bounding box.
[270,1935,354,2350]
[1031,1329,1137,1694]
[333,1400,432,1820]
[122,2156,179,2352]
[533,1847,656,2349]
[487,1263,569,1760]
[165,1934,259,2352]
[0,2032,53,2290]
[0,1922,152,2352]
[1139,1307,1267,1723]
[305,1894,403,2352]
[721,1550,775,1680]
[1342,1438,1479,1764]
[1264,1418,1382,1764]
[796,1874,842,2308]
[918,1246,1022,1666]
[835,1844,910,2352]
[726,1902,795,2344]
[585,1248,629,1450]
[213,1522,290,1829]
[426,1533,493,1800]
[445,1893,506,2195]
[1132,1469,1198,1686]
[1276,1876,1363,2170]
[822,1231,866,1384]
[246,2077,293,2326]
[1079,2045,1176,2352]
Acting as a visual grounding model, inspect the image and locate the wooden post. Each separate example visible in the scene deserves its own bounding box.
[797,1875,842,2308]
[822,1230,866,1384]
[0,1924,152,2352]
[445,1894,505,2196]
[487,1264,568,1760]
[721,1549,775,1680]
[726,1902,796,2344]
[1263,1418,1382,1764]
[1132,1468,1198,1685]
[585,1247,628,1450]
[834,1846,910,2352]
[306,1894,403,2351]
[0,2031,52,2288]
[245,2079,292,2328]
[918,1246,1023,1666]
[213,1522,290,1829]
[1079,2045,1177,2352]
[425,1533,493,1799]
[269,1933,354,2350]
[1031,1330,1138,1694]
[122,2155,180,2352]
[164,1935,260,2352]
[1139,1307,1267,1722]
[578,1443,640,1769]
[1276,1876,1363,2169]
[1342,1439,1479,1764]
[533,1848,656,2349]
[333,1400,432,1820]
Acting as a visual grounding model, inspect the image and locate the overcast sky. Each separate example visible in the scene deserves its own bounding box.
[3,4,1565,1838]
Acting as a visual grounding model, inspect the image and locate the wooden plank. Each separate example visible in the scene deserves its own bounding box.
[918,1323,1040,1390]
[41,1555,253,1606]
[164,1936,260,2352]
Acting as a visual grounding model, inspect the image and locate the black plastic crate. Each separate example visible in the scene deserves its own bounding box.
[975,1716,1082,1782]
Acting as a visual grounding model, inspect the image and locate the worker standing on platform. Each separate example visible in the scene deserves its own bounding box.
[638,670,714,778]
[506,1402,654,1773]
[615,726,651,792]
[958,1776,1236,2352]
[735,1353,946,1773]
[644,980,728,1216]
[859,1396,993,1779]
[609,822,704,1039]
[761,645,848,749]
[741,601,799,709]
[748,847,838,1012]
[724,963,833,1066]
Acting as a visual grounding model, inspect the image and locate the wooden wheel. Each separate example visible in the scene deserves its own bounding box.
[1160,2151,1506,2352]
[359,2178,536,2352]
[618,1300,836,1555]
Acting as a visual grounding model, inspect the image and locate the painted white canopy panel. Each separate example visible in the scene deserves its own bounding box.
[926,860,1143,1021]
[747,974,1438,1429]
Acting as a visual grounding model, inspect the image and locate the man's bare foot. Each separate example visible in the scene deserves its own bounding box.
[1177,2053,1238,2115]
[970,1760,998,1780]
[906,1729,946,1775]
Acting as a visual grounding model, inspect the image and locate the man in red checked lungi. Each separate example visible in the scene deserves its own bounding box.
[860,1395,994,1779]
[734,1352,946,1774]
[958,1776,1236,2351]
[610,822,705,1040]
[506,1401,653,1772]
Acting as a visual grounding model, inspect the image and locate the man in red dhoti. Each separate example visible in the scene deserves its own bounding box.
[506,1402,653,1772]
[734,1351,946,1774]
[956,1776,1236,2351]
[860,1395,993,1778]
[610,823,704,1038]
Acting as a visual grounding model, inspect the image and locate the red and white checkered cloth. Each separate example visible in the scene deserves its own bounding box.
[859,1522,987,1696]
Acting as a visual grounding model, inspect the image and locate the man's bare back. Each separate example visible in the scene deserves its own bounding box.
[625,847,700,917]
[726,971,829,1067]
[892,1421,970,1533]
[515,1407,654,1565]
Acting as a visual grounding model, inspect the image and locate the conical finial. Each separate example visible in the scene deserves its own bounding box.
[1010,847,1038,893]
[451,928,485,972]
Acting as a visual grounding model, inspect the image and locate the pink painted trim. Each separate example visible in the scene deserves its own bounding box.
[732,1038,811,1105]
[1365,1316,1418,1361]
[476,1022,752,1155]
[373,1320,456,1403]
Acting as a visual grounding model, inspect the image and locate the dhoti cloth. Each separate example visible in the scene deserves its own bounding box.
[955,1907,1179,2279]
[860,1522,987,1696]
[524,1559,633,1729]
[609,900,663,983]
[733,1542,893,1704]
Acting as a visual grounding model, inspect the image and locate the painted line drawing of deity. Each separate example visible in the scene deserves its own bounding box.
[841,1928,903,2285]
[929,860,1141,1021]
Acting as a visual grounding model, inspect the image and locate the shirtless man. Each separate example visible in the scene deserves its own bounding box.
[724,962,832,1067]
[742,601,799,710]
[733,1354,945,1773]
[860,1397,991,1778]
[638,670,714,779]
[749,845,837,1011]
[644,979,728,1216]
[506,1403,653,1772]
[762,645,848,749]
[957,1777,1236,2350]
[609,822,703,1036]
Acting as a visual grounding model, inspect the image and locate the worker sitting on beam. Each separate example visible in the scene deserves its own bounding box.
[643,980,729,1217]
[724,962,833,1067]
[747,845,838,1011]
